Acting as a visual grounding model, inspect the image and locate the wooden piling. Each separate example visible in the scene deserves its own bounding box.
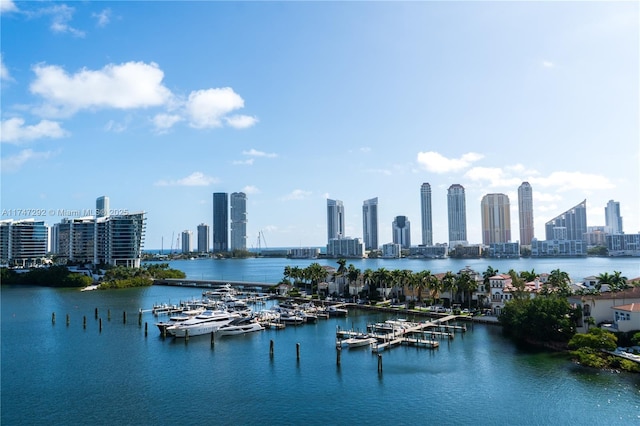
[52,312,56,324]
[138,311,142,326]
[336,346,341,366]
[99,318,103,332]
[107,309,111,321]
[83,315,87,329]
[377,354,383,373]
[161,325,166,339]
[269,339,274,357]
[66,313,70,326]
[185,329,189,343]
[296,343,300,360]
[144,322,148,337]
[210,331,215,347]
[95,307,98,319]
[123,311,127,324]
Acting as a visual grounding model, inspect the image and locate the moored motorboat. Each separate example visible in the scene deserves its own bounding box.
[168,309,240,337]
[216,315,264,336]
[342,334,377,348]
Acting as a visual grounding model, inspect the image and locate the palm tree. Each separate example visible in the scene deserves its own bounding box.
[611,270,629,304]
[442,271,456,308]
[347,264,360,299]
[373,268,392,301]
[483,266,498,296]
[520,269,537,282]
[363,268,374,299]
[596,272,612,292]
[428,274,443,306]
[414,270,432,306]
[508,269,528,301]
[548,268,571,297]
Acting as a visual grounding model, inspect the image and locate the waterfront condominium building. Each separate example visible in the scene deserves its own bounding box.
[181,230,193,253]
[327,199,345,242]
[420,183,433,246]
[212,192,229,252]
[0,219,48,267]
[517,182,534,246]
[544,200,587,241]
[605,200,623,235]
[481,193,512,245]
[197,223,210,253]
[96,195,110,218]
[99,212,146,268]
[447,184,467,246]
[230,192,247,251]
[392,215,411,249]
[362,197,379,251]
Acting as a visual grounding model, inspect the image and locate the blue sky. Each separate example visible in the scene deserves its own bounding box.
[1,1,638,250]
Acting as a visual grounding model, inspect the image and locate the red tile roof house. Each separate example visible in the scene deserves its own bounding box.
[569,282,640,333]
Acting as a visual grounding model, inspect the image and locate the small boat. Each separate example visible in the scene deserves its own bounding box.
[168,310,240,338]
[326,305,348,317]
[342,334,377,348]
[217,315,264,336]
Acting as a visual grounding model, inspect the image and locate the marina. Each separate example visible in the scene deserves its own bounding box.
[2,257,639,425]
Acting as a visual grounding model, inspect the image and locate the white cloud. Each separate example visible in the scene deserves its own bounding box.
[154,172,218,187]
[186,88,246,129]
[92,8,111,27]
[242,148,277,158]
[104,119,127,133]
[243,185,260,194]
[0,117,68,144]
[416,151,484,173]
[542,60,555,68]
[464,167,522,187]
[30,61,173,117]
[530,171,614,191]
[0,0,18,14]
[43,4,85,37]
[225,115,258,129]
[281,189,312,200]
[0,54,12,81]
[1,149,54,173]
[152,113,182,133]
[232,159,254,166]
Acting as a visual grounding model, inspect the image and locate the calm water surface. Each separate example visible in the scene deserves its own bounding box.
[2,257,640,425]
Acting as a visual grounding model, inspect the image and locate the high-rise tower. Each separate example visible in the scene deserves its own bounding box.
[96,196,110,218]
[481,193,511,245]
[447,184,467,246]
[420,183,433,246]
[605,200,623,234]
[362,197,378,251]
[327,199,345,242]
[517,182,534,245]
[197,223,210,253]
[392,215,411,249]
[230,192,247,251]
[212,192,228,252]
[545,200,587,241]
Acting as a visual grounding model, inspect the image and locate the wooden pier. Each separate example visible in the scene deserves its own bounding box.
[336,315,466,353]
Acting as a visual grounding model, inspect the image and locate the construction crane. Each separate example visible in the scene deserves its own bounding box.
[257,230,267,255]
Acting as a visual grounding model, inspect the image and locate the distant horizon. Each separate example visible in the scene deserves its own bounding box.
[2,1,638,249]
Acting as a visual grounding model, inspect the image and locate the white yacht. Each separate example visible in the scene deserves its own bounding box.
[216,315,264,336]
[168,310,240,338]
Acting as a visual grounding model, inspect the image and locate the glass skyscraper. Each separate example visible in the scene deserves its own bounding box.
[392,215,411,249]
[212,192,228,252]
[545,200,587,241]
[447,184,467,245]
[197,223,210,253]
[362,197,378,251]
[230,192,247,251]
[517,182,534,245]
[605,200,623,235]
[327,199,344,242]
[420,183,433,246]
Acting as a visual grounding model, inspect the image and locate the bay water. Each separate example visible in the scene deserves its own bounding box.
[2,257,639,425]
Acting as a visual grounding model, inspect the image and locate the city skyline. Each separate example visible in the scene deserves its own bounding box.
[1,1,638,249]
